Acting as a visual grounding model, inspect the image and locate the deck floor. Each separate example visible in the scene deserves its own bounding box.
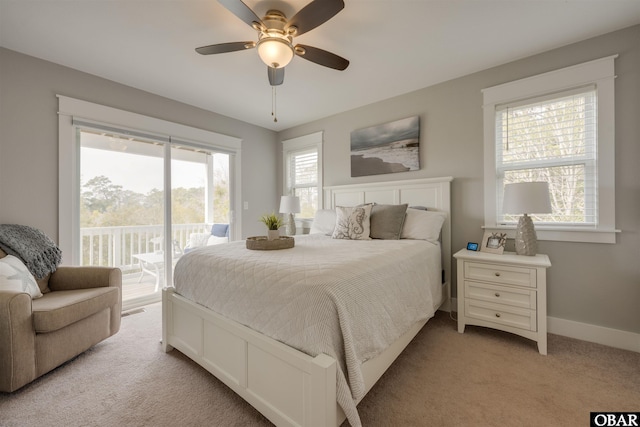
[121,272,164,303]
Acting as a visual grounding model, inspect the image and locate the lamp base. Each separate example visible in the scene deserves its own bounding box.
[285,213,296,236]
[515,214,537,256]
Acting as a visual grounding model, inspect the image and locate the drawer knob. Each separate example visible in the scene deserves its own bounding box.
[495,292,501,298]
[494,272,501,277]
[495,313,501,318]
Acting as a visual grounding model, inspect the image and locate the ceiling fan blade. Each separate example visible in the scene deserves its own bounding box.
[268,66,284,86]
[196,41,255,55]
[294,44,349,71]
[218,0,264,30]
[285,0,344,37]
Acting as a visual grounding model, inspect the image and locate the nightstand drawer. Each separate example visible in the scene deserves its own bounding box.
[465,281,537,310]
[465,299,537,331]
[464,262,536,288]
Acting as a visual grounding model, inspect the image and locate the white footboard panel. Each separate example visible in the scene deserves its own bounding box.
[162,288,339,427]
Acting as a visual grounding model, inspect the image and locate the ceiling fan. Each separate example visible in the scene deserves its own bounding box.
[196,0,350,86]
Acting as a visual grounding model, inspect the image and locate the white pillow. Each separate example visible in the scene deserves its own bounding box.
[331,205,373,240]
[310,209,337,235]
[401,208,447,243]
[188,232,211,248]
[207,235,228,246]
[0,255,43,299]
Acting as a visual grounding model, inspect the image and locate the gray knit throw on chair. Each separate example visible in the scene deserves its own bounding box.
[0,224,62,279]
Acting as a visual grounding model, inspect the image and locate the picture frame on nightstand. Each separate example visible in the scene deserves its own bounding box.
[480,231,507,254]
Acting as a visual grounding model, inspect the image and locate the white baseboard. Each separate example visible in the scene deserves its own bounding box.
[547,316,640,353]
[451,298,639,353]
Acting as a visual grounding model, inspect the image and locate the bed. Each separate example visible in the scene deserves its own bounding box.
[162,177,453,427]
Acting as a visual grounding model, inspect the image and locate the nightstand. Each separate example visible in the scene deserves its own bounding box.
[453,249,551,355]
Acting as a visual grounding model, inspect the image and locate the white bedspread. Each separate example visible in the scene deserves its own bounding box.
[173,234,441,426]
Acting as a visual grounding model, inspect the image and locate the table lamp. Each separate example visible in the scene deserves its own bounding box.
[279,196,301,236]
[502,182,552,256]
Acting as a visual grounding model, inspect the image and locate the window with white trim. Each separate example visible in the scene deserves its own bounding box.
[483,56,618,244]
[497,88,597,225]
[282,132,323,220]
[288,148,318,217]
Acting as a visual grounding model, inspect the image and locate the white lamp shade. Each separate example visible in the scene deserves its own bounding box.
[257,38,294,68]
[279,196,301,214]
[502,182,552,215]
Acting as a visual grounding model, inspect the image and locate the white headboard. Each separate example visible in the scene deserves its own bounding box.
[324,177,453,311]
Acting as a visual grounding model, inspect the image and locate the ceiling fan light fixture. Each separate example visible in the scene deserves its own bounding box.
[197,0,349,86]
[257,37,293,68]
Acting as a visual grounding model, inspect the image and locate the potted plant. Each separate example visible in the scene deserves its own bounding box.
[259,212,284,240]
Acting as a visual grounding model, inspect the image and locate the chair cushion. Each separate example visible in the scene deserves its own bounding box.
[211,223,229,237]
[31,287,119,333]
[188,232,211,248]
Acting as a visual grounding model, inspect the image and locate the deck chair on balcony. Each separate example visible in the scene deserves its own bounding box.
[183,223,229,253]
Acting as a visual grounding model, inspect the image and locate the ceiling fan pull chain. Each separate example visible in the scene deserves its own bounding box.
[272,86,278,123]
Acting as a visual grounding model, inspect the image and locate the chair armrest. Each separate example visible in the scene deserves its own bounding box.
[49,267,123,334]
[0,291,36,392]
[48,266,122,292]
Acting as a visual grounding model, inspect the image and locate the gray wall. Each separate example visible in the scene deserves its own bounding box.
[1,24,638,335]
[278,25,640,334]
[0,47,277,240]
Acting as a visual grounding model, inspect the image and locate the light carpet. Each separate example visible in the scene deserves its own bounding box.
[1,303,638,426]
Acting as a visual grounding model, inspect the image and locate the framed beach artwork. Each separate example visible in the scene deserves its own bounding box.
[350,116,420,177]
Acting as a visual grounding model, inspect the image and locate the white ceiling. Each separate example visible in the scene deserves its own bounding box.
[1,1,639,131]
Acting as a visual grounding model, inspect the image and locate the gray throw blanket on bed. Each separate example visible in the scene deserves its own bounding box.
[0,224,62,279]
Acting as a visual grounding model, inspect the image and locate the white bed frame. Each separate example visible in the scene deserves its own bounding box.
[162,177,453,426]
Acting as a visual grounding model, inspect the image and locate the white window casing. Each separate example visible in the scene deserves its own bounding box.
[282,131,323,222]
[482,55,619,244]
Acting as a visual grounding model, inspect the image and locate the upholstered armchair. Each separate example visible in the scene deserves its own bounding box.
[0,248,122,392]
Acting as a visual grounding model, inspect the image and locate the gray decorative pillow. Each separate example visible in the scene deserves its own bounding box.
[370,204,408,240]
[0,255,43,299]
[331,205,372,240]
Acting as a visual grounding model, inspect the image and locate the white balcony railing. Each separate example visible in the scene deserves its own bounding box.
[80,223,210,271]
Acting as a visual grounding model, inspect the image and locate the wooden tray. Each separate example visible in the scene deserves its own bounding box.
[246,236,295,250]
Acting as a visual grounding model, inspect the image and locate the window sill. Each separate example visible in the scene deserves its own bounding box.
[483,225,620,244]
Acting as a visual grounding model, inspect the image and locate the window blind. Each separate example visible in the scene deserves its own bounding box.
[73,119,237,156]
[287,147,319,219]
[73,119,170,144]
[290,148,318,188]
[496,88,598,226]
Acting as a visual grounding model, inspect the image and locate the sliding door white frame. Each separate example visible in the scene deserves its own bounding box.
[57,95,242,265]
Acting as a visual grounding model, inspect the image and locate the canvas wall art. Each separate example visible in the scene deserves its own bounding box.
[350,116,420,177]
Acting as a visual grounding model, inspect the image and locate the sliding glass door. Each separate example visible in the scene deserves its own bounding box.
[171,146,230,249]
[78,129,231,310]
